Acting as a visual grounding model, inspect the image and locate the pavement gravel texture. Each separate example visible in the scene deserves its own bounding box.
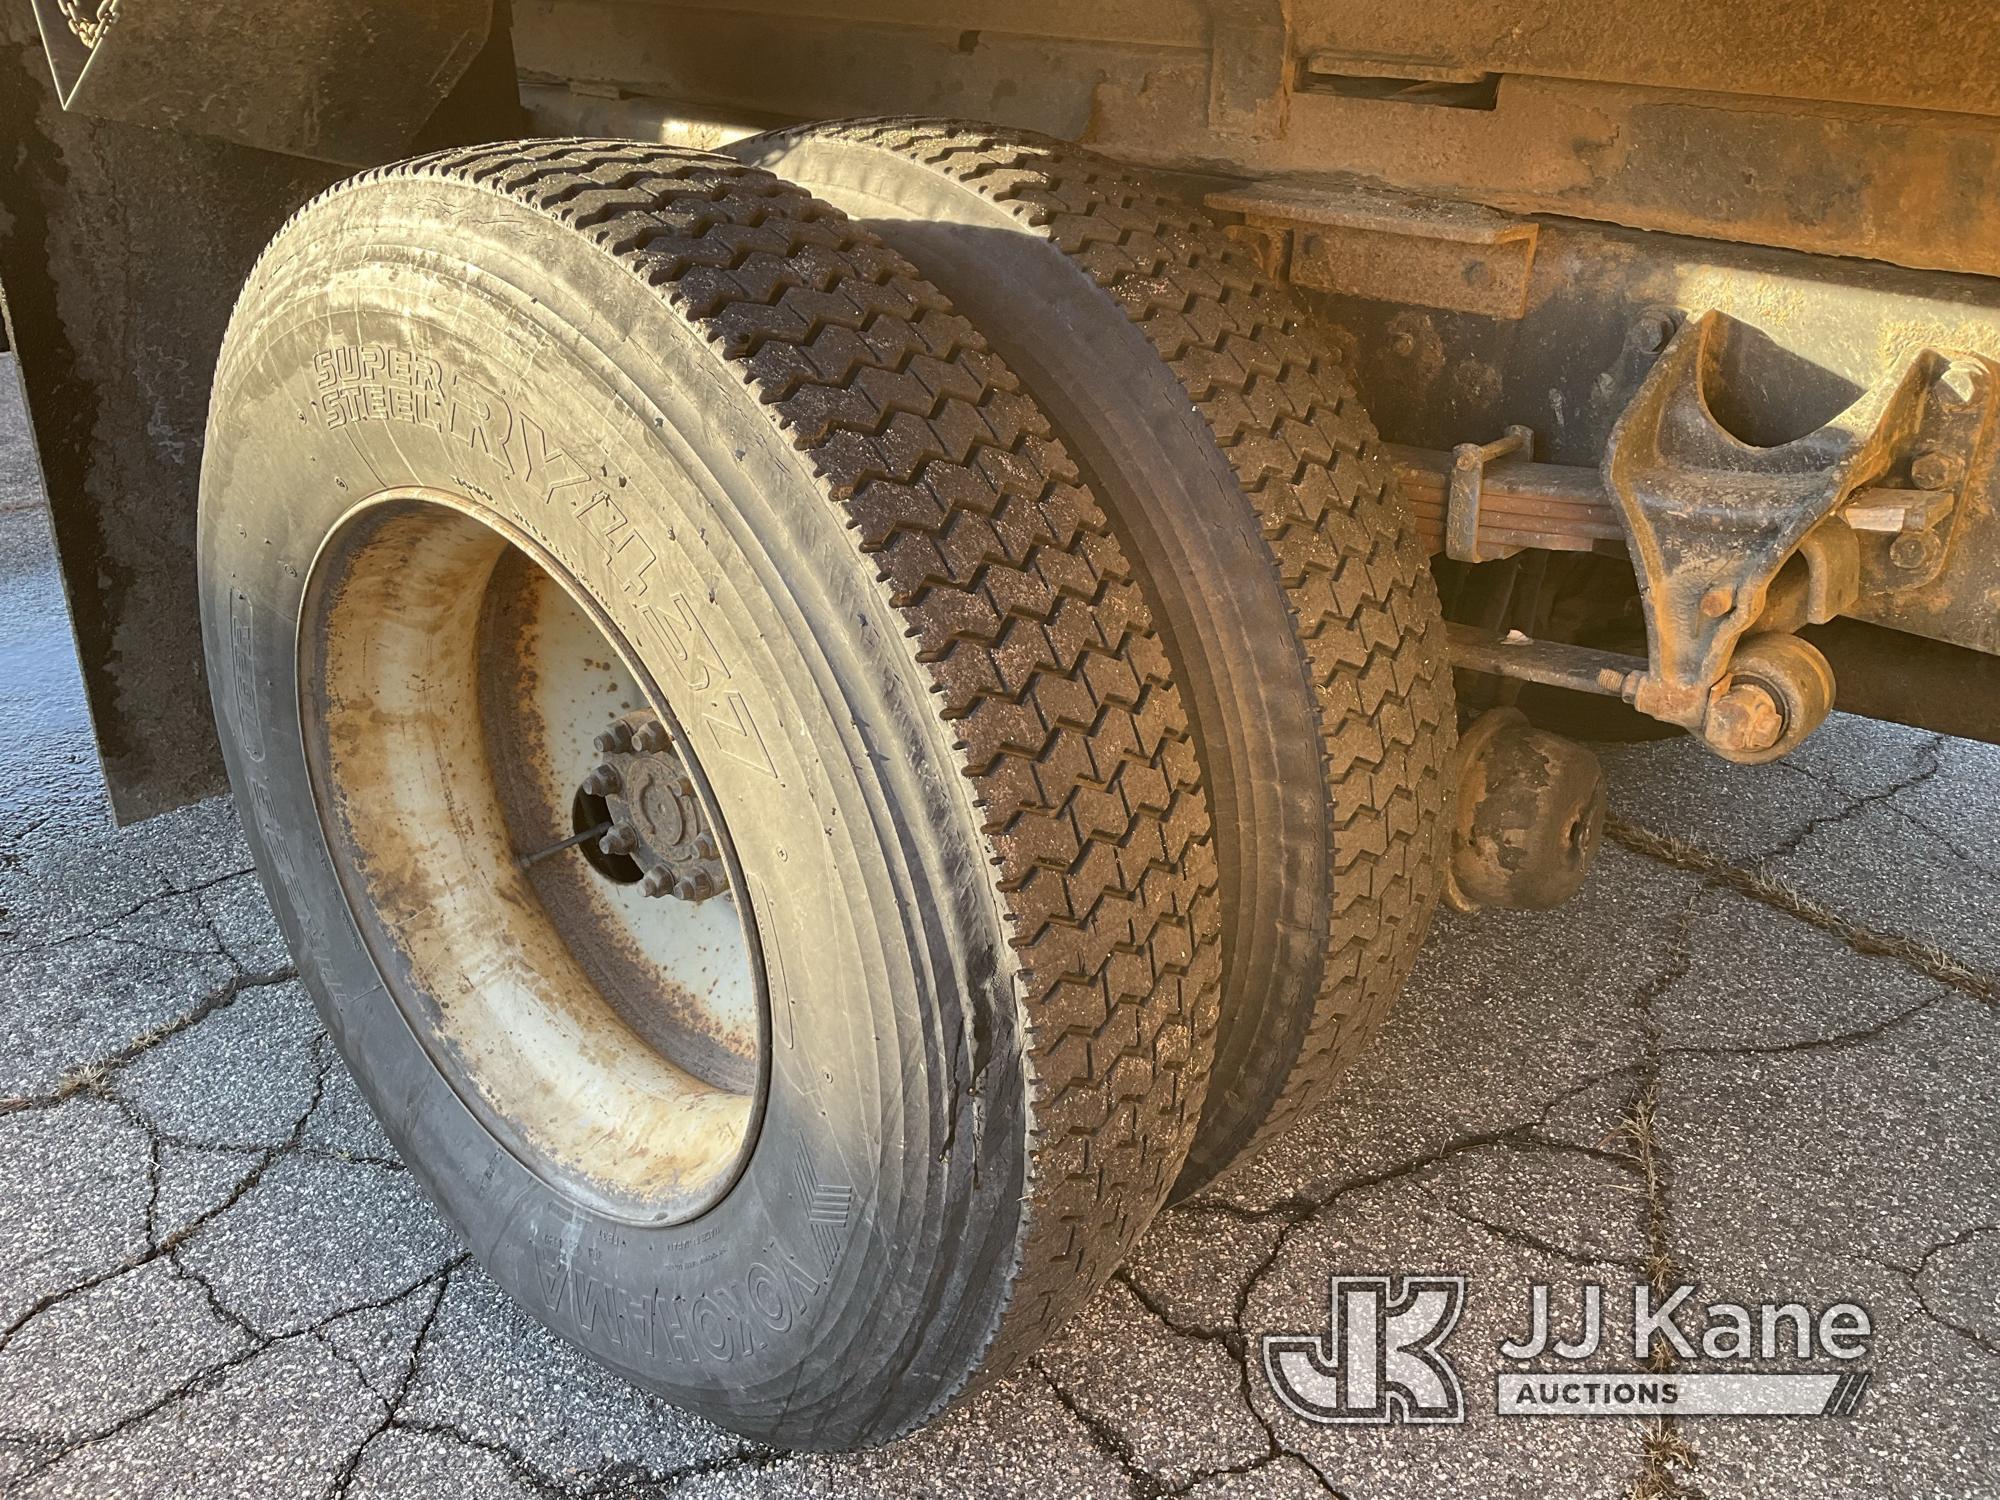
[2,353,1997,1498]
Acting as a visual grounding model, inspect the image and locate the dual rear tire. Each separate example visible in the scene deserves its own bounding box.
[198,128,1449,1448]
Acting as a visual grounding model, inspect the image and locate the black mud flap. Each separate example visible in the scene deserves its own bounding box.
[0,4,519,822]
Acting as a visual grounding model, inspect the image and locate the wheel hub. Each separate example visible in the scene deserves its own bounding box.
[584,712,731,902]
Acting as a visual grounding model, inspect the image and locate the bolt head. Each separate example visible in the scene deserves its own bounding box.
[1391,331,1417,358]
[675,870,716,903]
[1706,679,1785,756]
[582,764,621,797]
[1630,311,1677,354]
[1910,449,1958,490]
[634,720,670,753]
[641,865,675,898]
[1699,585,1734,619]
[1890,530,1942,570]
[602,821,639,856]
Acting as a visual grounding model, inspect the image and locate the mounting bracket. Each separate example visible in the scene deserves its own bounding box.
[1601,311,1990,742]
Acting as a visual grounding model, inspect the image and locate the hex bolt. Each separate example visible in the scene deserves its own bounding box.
[641,865,676,898]
[1910,448,1958,490]
[1629,310,1677,355]
[1699,585,1734,619]
[582,764,621,797]
[1890,530,1943,570]
[1705,679,1785,757]
[633,720,670,753]
[601,821,640,856]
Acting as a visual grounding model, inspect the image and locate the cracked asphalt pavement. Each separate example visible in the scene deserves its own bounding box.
[2,354,1997,1498]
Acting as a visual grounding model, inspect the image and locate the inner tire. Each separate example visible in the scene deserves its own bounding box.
[198,141,1219,1448]
[733,121,1456,1195]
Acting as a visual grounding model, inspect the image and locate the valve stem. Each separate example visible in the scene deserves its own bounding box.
[515,821,612,871]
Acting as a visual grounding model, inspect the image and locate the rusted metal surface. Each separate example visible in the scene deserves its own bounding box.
[1314,213,2000,667]
[31,0,496,165]
[1288,0,2000,120]
[1701,632,1837,764]
[1206,176,1539,317]
[479,546,760,1098]
[1401,446,1985,572]
[1205,0,1287,139]
[586,711,733,904]
[1168,77,2000,284]
[1395,446,1624,559]
[1602,311,1991,732]
[1443,706,1606,912]
[1430,306,1991,761]
[305,494,764,1211]
[520,3,2000,280]
[1448,612,1838,765]
[1447,621,1646,699]
[1442,424,1535,562]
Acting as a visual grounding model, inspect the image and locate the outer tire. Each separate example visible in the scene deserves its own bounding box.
[733,121,1456,1195]
[199,141,1219,1447]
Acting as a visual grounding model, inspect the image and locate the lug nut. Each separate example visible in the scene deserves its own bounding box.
[633,720,669,753]
[582,763,621,797]
[692,833,719,862]
[594,722,635,754]
[675,870,715,902]
[641,865,676,898]
[1705,679,1785,757]
[601,821,640,856]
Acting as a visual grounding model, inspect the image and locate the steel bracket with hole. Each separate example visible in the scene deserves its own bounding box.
[1600,311,1992,753]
